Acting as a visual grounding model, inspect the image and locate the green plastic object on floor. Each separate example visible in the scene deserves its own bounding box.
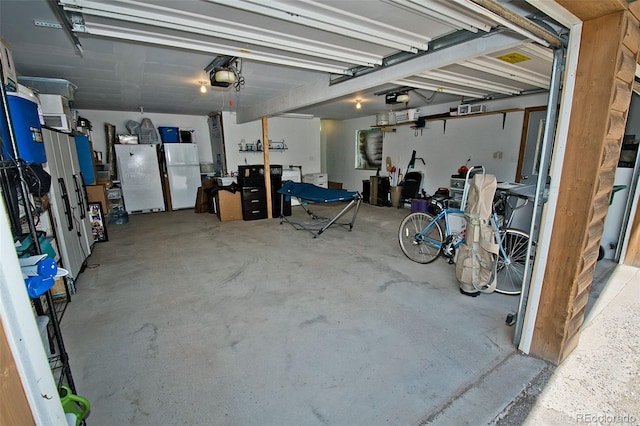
[59,385,90,426]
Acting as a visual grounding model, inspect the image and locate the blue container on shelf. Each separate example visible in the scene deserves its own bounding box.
[158,126,179,143]
[0,92,46,164]
[75,135,95,185]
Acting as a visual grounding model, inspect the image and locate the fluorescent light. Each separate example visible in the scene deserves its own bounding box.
[275,113,314,119]
[396,93,410,103]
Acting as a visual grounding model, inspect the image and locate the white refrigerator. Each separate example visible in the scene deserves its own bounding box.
[115,144,165,213]
[163,144,201,210]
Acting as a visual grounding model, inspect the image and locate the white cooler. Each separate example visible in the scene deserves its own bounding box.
[303,173,328,188]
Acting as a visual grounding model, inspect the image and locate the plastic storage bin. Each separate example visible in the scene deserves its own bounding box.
[1,92,46,163]
[158,126,179,143]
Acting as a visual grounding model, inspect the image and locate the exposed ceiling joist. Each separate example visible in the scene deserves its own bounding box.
[208,0,430,52]
[236,31,526,123]
[419,69,523,94]
[384,0,494,33]
[63,0,384,67]
[459,57,551,88]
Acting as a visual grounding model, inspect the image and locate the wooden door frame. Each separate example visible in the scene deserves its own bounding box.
[516,106,548,183]
[528,8,640,364]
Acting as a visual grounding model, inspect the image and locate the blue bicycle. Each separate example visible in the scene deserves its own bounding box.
[398,193,530,295]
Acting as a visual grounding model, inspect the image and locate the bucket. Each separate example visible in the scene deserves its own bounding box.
[390,186,402,207]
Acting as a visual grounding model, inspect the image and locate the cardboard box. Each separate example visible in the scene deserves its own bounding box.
[51,277,67,299]
[86,184,108,213]
[195,180,216,214]
[0,37,17,91]
[215,190,242,222]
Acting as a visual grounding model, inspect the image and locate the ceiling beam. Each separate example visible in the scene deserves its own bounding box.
[235,31,526,123]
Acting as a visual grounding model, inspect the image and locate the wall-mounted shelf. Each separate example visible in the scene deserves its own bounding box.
[427,108,524,133]
[238,141,288,152]
[239,147,288,152]
[373,108,524,133]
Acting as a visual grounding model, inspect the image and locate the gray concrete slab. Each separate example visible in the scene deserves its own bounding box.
[426,353,547,425]
[522,265,640,425]
[61,204,541,425]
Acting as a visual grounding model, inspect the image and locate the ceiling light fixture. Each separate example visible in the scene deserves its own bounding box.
[356,100,362,109]
[199,81,207,94]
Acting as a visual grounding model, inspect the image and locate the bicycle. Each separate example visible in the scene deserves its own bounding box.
[398,191,530,295]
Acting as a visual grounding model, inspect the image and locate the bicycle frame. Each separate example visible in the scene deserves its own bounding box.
[416,208,465,253]
[416,208,512,264]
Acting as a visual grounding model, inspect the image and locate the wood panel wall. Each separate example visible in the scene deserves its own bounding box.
[0,319,35,425]
[529,10,640,364]
[624,200,640,266]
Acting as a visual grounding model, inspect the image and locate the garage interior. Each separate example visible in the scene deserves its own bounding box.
[1,0,640,424]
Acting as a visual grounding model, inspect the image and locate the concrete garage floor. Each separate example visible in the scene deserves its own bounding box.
[61,203,544,425]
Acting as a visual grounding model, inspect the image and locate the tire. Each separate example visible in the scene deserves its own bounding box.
[398,212,443,264]
[495,228,530,295]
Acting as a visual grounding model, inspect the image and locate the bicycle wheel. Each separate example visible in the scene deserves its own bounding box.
[398,212,443,264]
[495,228,530,295]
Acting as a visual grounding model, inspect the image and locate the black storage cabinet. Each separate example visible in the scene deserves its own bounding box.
[237,164,290,218]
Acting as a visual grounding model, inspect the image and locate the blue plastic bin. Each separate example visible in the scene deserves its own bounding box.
[158,126,179,143]
[0,93,46,163]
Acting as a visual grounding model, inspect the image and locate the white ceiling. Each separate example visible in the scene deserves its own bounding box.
[0,0,565,123]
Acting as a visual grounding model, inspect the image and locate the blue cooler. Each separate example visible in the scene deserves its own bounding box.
[0,92,46,164]
[158,126,179,143]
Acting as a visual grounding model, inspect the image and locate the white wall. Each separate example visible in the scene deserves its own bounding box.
[324,93,549,194]
[223,112,322,176]
[75,110,323,178]
[76,110,212,162]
